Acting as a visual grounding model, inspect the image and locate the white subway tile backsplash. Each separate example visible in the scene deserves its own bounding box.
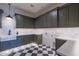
[0,27,79,38]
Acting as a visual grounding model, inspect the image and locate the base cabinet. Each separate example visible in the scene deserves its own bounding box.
[0,40,17,51]
[56,39,66,50]
[22,35,34,44]
[0,35,43,52]
[42,33,55,48]
[16,35,35,46]
[34,35,42,44]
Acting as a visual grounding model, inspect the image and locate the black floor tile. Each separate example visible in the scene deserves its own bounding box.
[47,46,50,48]
[43,54,48,56]
[26,48,30,50]
[34,48,38,50]
[18,50,24,52]
[31,53,37,56]
[38,50,42,53]
[8,53,16,56]
[27,50,33,53]
[48,51,53,54]
[43,48,47,50]
[20,53,26,56]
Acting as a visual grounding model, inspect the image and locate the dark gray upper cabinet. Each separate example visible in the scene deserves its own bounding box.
[59,4,79,27]
[68,4,79,27]
[15,14,34,28]
[15,14,23,28]
[35,14,46,28]
[59,6,69,27]
[46,10,57,28]
[0,9,3,28]
[23,16,34,28]
[35,9,57,28]
[15,4,79,28]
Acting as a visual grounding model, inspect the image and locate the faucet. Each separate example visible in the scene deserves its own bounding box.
[8,29,11,35]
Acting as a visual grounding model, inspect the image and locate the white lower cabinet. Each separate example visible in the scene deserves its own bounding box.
[43,33,55,48]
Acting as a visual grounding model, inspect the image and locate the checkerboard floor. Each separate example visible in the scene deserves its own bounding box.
[8,44,55,56]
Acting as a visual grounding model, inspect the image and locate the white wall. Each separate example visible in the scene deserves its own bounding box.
[15,28,35,35]
[0,3,34,35]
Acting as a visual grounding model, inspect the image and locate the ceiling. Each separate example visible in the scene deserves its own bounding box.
[12,3,52,13]
[11,3,65,18]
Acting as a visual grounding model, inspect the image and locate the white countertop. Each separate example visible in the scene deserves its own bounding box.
[56,35,79,56]
[57,39,79,56]
[0,35,17,42]
[0,34,42,42]
[55,35,79,41]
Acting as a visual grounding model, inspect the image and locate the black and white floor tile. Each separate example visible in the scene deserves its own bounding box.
[8,44,55,56]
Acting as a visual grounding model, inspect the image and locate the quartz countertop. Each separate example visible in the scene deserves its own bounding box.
[0,34,42,42]
[0,35,17,42]
[56,35,79,56]
[55,35,79,41]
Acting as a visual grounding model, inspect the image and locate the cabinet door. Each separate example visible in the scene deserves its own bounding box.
[46,9,57,28]
[15,14,34,28]
[15,14,23,28]
[22,35,34,44]
[34,35,42,44]
[0,41,9,51]
[0,9,3,28]
[0,40,17,51]
[37,35,42,44]
[23,16,34,28]
[68,4,79,27]
[35,15,46,28]
[42,33,55,47]
[21,35,29,45]
[56,39,66,50]
[0,14,2,28]
[0,42,2,51]
[16,36,23,46]
[35,9,57,28]
[59,6,69,27]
